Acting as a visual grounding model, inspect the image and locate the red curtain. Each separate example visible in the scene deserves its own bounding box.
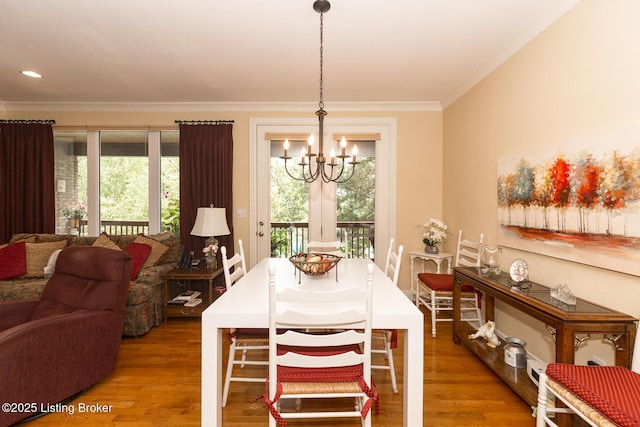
[178,122,234,259]
[0,121,55,243]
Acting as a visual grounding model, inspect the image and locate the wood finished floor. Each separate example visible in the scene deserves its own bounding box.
[25,309,534,426]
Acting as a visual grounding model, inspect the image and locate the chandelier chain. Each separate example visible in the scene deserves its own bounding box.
[279,0,360,184]
[319,12,324,110]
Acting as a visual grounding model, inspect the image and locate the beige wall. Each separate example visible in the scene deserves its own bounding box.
[443,0,640,364]
[4,108,442,291]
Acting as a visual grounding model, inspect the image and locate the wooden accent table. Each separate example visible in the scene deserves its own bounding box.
[453,266,637,411]
[162,264,223,323]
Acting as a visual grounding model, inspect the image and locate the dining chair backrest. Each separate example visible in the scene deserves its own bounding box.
[384,238,404,287]
[304,239,345,257]
[268,262,374,381]
[221,239,247,290]
[455,230,484,268]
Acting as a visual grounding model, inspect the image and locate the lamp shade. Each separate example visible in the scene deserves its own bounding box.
[190,207,231,237]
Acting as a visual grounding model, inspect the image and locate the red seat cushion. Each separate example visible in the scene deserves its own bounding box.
[417,272,475,293]
[546,363,640,427]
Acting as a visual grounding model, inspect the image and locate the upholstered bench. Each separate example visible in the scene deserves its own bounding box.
[536,363,640,427]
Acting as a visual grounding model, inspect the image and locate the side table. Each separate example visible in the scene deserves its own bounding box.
[161,264,223,324]
[408,250,454,304]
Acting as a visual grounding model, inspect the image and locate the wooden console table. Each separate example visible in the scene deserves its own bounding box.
[452,266,637,409]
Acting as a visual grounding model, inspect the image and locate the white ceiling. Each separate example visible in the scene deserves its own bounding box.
[0,0,579,110]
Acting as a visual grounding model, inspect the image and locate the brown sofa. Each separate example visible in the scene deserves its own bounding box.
[0,246,133,427]
[0,232,181,336]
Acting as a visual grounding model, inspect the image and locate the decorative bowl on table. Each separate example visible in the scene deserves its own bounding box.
[289,253,341,276]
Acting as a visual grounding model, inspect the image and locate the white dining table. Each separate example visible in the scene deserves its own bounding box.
[201,257,424,426]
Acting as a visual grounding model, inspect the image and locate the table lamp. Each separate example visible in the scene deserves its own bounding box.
[190,205,231,249]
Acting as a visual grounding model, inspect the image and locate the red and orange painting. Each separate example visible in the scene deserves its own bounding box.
[497,124,640,276]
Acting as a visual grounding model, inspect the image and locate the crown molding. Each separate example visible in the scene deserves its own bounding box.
[2,100,442,113]
[441,0,580,109]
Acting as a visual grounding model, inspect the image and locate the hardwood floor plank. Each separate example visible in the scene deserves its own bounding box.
[25,310,536,426]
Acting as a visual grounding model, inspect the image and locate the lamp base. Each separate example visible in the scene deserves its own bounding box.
[205,236,219,249]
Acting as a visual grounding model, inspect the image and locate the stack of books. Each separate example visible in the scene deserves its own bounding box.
[168,290,202,307]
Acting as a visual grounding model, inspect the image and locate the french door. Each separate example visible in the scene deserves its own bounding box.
[250,118,397,269]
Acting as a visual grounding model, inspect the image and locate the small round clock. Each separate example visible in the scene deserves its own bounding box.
[509,259,529,283]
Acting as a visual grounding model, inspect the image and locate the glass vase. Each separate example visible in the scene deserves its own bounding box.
[480,246,502,275]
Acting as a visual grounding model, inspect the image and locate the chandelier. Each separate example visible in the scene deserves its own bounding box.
[280,0,359,184]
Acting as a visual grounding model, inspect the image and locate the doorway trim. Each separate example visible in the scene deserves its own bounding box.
[249,117,397,269]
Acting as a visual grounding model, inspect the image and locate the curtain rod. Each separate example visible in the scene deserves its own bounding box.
[174,120,234,125]
[0,119,56,125]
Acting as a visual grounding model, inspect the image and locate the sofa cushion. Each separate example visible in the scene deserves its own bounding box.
[24,241,68,278]
[134,234,169,269]
[9,234,37,243]
[92,233,122,251]
[124,242,152,279]
[0,242,27,280]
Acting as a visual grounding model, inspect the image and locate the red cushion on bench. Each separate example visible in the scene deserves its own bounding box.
[546,363,640,427]
[417,273,475,293]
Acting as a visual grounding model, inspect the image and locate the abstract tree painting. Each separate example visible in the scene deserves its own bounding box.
[497,124,640,276]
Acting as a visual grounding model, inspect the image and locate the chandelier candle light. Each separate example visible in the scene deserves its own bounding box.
[280,0,359,184]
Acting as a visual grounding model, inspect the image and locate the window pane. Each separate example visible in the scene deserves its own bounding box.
[161,130,179,233]
[337,141,375,259]
[100,130,149,235]
[54,130,88,235]
[270,140,309,257]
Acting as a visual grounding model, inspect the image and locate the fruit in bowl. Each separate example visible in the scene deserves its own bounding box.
[289,253,340,276]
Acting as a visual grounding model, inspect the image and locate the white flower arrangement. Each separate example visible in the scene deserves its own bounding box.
[422,218,448,246]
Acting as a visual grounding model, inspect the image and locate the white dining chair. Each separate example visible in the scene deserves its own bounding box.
[220,240,269,407]
[260,262,377,426]
[371,238,403,393]
[304,239,346,257]
[417,230,484,337]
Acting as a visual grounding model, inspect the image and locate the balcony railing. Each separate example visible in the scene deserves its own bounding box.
[78,220,149,236]
[271,221,375,259]
[77,219,375,259]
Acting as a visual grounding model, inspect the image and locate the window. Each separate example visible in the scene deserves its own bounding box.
[54,130,87,234]
[54,128,178,236]
[161,130,179,233]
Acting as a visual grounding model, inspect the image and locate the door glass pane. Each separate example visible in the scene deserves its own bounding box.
[54,130,88,235]
[99,130,149,235]
[337,141,376,259]
[161,130,179,233]
[270,140,309,257]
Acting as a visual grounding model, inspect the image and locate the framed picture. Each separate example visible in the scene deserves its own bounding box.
[497,123,640,276]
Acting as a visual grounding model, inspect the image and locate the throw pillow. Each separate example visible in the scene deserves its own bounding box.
[0,241,27,279]
[134,234,169,269]
[43,248,63,277]
[92,233,122,251]
[124,242,152,279]
[24,240,68,278]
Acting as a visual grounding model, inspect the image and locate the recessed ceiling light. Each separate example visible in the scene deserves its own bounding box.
[20,70,43,79]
